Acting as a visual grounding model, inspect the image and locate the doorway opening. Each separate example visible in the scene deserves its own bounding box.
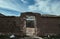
[25,16,36,36]
[26,20,34,28]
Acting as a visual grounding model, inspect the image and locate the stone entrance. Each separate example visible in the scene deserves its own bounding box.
[25,16,37,36]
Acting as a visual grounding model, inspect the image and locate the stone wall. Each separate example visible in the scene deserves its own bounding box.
[21,12,60,36]
[37,17,60,36]
[0,12,60,36]
[0,16,24,36]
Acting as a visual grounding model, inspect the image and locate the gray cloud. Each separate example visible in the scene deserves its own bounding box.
[28,0,60,15]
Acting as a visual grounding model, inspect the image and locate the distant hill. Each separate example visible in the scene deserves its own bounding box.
[0,13,5,16]
[42,14,58,17]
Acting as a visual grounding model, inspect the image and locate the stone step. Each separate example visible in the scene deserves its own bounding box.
[24,36,43,39]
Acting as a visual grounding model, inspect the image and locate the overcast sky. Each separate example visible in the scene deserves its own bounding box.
[0,0,60,16]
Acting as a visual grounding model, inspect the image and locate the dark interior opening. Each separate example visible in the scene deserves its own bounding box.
[26,20,34,28]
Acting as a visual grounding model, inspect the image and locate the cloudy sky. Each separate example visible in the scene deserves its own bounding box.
[0,0,60,16]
